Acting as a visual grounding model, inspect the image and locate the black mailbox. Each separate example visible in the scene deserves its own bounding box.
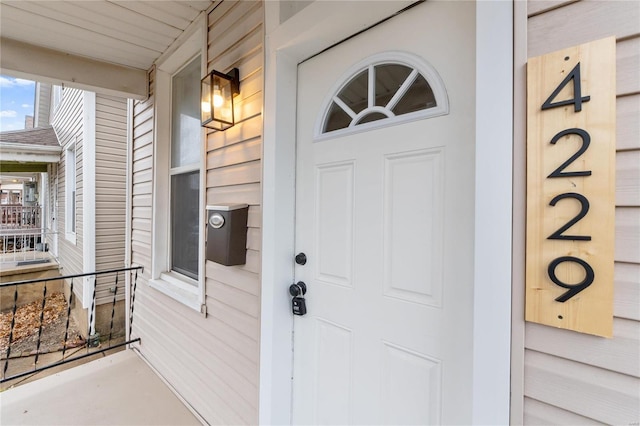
[206,204,249,266]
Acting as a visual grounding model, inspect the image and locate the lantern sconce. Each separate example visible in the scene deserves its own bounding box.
[201,68,240,131]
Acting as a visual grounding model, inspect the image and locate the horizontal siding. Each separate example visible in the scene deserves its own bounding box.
[614,263,640,321]
[206,183,261,206]
[130,64,154,272]
[128,60,155,342]
[617,37,640,96]
[206,113,262,151]
[618,95,640,151]
[524,351,639,425]
[523,397,604,425]
[206,259,261,297]
[203,3,263,422]
[528,1,639,57]
[615,207,640,264]
[617,151,640,206]
[134,292,257,425]
[35,82,51,127]
[523,1,640,424]
[95,94,128,305]
[527,1,577,17]
[51,88,84,302]
[525,319,640,377]
[206,137,261,169]
[129,2,263,424]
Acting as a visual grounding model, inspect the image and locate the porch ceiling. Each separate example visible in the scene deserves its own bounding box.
[0,1,214,99]
[0,162,50,173]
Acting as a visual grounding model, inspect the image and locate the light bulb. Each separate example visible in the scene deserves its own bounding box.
[213,90,224,108]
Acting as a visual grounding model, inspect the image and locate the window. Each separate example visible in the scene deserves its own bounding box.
[150,24,206,313]
[317,52,449,139]
[65,143,76,242]
[170,57,201,280]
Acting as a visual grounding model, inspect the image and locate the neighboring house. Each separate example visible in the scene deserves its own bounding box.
[0,126,60,257]
[0,83,58,230]
[43,83,129,337]
[0,82,129,338]
[0,1,638,425]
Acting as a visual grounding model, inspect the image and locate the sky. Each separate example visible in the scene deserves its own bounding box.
[0,75,36,132]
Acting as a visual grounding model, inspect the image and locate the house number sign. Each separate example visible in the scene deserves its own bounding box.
[525,37,616,337]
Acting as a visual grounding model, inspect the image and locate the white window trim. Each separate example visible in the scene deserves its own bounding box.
[64,141,76,244]
[150,15,207,313]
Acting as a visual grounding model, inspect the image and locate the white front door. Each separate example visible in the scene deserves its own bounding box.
[292,2,476,424]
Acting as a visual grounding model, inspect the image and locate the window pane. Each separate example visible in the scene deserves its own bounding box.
[392,74,437,115]
[171,171,200,280]
[71,191,75,232]
[337,69,368,115]
[321,60,444,135]
[324,102,352,132]
[171,57,201,168]
[375,64,413,107]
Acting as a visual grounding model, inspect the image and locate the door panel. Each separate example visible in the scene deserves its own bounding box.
[314,318,352,424]
[383,148,444,307]
[315,162,354,287]
[381,342,441,425]
[293,2,476,424]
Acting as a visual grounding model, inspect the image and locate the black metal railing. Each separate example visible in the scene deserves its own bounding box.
[0,265,142,384]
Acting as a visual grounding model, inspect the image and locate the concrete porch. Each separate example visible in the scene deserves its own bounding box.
[0,250,58,280]
[0,349,201,425]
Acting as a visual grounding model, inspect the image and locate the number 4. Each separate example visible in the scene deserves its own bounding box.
[541,62,590,112]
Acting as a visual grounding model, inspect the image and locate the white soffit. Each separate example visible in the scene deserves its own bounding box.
[0,0,214,99]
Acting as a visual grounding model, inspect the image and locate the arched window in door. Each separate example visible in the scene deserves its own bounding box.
[317,52,449,139]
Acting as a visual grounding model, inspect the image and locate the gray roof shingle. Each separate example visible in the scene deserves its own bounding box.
[0,126,59,148]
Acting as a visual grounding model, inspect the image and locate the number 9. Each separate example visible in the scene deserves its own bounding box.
[548,256,595,302]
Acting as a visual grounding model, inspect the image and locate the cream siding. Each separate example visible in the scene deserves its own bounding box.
[523,1,640,424]
[129,2,263,423]
[130,72,154,273]
[51,87,85,302]
[34,82,51,127]
[95,94,128,305]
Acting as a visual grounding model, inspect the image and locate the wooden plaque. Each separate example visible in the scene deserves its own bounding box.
[526,38,616,337]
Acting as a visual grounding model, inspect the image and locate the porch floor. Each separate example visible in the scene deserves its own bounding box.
[0,251,57,275]
[0,349,201,425]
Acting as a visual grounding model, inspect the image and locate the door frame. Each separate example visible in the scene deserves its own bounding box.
[260,1,514,424]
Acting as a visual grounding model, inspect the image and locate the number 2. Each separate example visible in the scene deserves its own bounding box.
[547,128,592,178]
[547,193,591,241]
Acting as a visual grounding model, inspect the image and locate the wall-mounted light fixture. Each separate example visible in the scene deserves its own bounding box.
[201,68,240,131]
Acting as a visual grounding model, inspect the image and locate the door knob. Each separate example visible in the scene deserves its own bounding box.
[295,252,307,265]
[289,281,307,297]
